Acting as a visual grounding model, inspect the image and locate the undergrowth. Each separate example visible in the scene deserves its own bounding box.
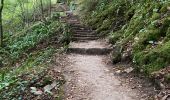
[0,47,55,99]
[1,12,71,67]
[79,0,170,77]
[0,12,71,99]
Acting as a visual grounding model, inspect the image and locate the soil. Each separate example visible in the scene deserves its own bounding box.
[62,40,149,100]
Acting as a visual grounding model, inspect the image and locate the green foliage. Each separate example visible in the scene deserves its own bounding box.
[109,31,122,44]
[133,41,170,74]
[3,0,57,34]
[118,1,170,74]
[59,24,72,45]
[0,47,55,99]
[80,0,170,75]
[52,12,60,20]
[0,0,72,98]
[0,12,71,67]
[80,0,130,35]
[1,20,56,66]
[0,15,70,98]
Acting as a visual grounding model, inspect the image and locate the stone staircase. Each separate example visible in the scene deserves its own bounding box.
[69,18,98,41]
[62,15,112,55]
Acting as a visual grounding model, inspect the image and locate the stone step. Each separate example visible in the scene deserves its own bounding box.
[71,26,90,30]
[70,23,84,27]
[72,31,96,35]
[67,48,112,55]
[72,34,97,37]
[72,37,98,41]
[73,29,93,33]
[69,22,81,25]
[71,24,89,28]
[68,19,79,22]
[72,40,90,42]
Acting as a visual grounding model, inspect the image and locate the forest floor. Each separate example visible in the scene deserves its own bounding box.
[59,13,158,100]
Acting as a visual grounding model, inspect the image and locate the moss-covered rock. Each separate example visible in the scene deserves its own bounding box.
[112,50,121,64]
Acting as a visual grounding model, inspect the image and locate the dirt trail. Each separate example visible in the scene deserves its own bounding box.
[61,13,141,100]
[63,41,140,100]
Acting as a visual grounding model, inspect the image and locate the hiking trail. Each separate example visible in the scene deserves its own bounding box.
[61,15,141,100]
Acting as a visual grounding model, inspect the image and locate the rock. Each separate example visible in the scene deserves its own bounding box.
[148,41,154,44]
[30,87,37,93]
[34,91,43,95]
[115,70,121,74]
[112,45,122,64]
[112,53,121,64]
[30,87,43,95]
[167,7,170,11]
[44,81,57,94]
[124,67,134,73]
[121,52,132,62]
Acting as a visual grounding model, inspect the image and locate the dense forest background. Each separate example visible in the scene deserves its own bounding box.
[2,0,53,44]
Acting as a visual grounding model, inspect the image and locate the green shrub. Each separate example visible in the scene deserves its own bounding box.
[1,15,71,67]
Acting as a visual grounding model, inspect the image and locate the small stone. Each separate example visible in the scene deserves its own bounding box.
[167,7,170,11]
[124,67,134,73]
[134,37,139,41]
[44,81,57,93]
[34,90,43,95]
[115,70,121,74]
[30,87,43,95]
[148,41,154,44]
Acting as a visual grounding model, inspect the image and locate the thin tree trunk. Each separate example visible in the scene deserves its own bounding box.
[0,0,4,47]
[18,0,26,27]
[40,0,44,20]
[50,0,52,17]
[26,0,29,26]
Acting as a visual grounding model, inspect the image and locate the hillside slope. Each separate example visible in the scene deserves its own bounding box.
[79,0,170,90]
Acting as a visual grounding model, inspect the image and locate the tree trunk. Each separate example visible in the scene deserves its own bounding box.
[40,0,44,20]
[26,0,29,26]
[49,0,52,17]
[0,0,4,47]
[18,0,26,26]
